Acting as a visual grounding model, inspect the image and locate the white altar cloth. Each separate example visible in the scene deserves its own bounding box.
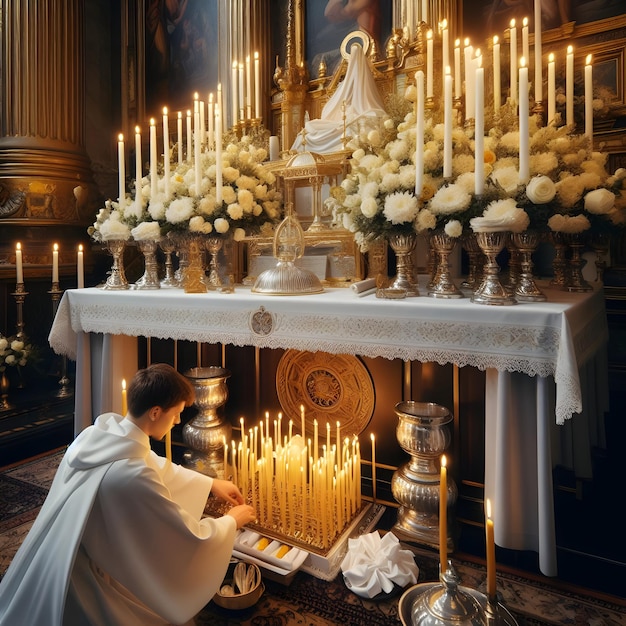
[48,279,609,577]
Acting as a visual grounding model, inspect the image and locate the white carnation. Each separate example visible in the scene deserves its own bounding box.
[383,191,419,224]
[444,219,463,237]
[429,184,472,215]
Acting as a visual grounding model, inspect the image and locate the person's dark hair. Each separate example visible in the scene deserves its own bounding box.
[127,363,195,417]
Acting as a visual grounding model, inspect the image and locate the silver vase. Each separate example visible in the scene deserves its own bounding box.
[133,239,161,290]
[510,230,546,302]
[182,366,232,477]
[159,235,180,288]
[564,232,593,292]
[391,401,457,554]
[471,231,517,306]
[102,239,129,290]
[428,230,463,299]
[205,236,224,289]
[389,231,419,296]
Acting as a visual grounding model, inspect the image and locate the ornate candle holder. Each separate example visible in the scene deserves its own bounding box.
[132,239,161,289]
[428,230,463,299]
[564,232,593,292]
[510,231,546,302]
[11,282,28,340]
[159,235,180,288]
[205,236,224,289]
[389,231,420,296]
[102,239,129,290]
[49,284,72,398]
[471,231,517,306]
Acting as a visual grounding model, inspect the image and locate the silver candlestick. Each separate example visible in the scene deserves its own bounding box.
[49,284,72,398]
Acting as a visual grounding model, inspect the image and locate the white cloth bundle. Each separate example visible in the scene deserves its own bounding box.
[340,532,419,598]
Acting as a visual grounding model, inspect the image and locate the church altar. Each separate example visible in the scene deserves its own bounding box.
[48,280,609,577]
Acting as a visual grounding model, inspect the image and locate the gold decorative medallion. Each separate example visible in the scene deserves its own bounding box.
[276,350,375,437]
[249,306,274,335]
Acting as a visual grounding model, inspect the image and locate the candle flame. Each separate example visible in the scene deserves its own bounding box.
[232,60,237,69]
[486,498,492,519]
[118,133,124,142]
[440,18,447,29]
[254,51,259,60]
[510,18,516,27]
[549,52,555,62]
[209,92,214,102]
[135,125,140,134]
[520,56,527,68]
[163,106,168,115]
[455,38,460,47]
[16,242,21,251]
[177,111,182,118]
[475,48,482,59]
[464,37,470,46]
[441,454,447,468]
[53,243,59,252]
[493,35,499,45]
[187,109,191,116]
[370,433,375,442]
[426,29,433,39]
[122,378,126,391]
[523,17,528,26]
[78,244,83,252]
[567,45,573,54]
[445,66,451,75]
[193,92,199,99]
[149,118,155,126]
[586,54,592,65]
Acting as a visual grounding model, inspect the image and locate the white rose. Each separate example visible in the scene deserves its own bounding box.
[584,188,615,215]
[361,197,379,218]
[526,176,556,204]
[214,218,230,234]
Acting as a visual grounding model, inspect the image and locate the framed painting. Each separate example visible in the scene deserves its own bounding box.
[304,0,393,78]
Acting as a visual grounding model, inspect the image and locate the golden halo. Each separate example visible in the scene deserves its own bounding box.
[340,30,370,60]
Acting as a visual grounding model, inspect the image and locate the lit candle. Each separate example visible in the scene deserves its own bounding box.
[186,110,192,161]
[509,19,517,104]
[486,498,497,599]
[493,36,501,112]
[566,45,574,126]
[301,404,306,438]
[519,57,530,183]
[370,433,376,502]
[440,19,449,81]
[238,62,245,121]
[464,38,474,120]
[193,91,199,114]
[475,58,485,195]
[52,243,59,284]
[326,422,331,456]
[134,126,142,211]
[454,40,461,100]
[215,103,223,204]
[426,30,433,99]
[547,53,556,124]
[162,107,170,199]
[117,133,125,204]
[534,0,543,104]
[208,92,214,150]
[443,67,453,179]
[165,431,172,462]
[522,17,529,66]
[313,419,319,464]
[585,54,593,143]
[149,118,157,199]
[15,242,23,284]
[254,51,261,119]
[415,69,425,196]
[440,455,447,572]
[231,60,238,125]
[199,100,205,147]
[177,112,183,165]
[336,420,341,463]
[194,109,201,194]
[245,54,251,119]
[77,244,84,289]
[121,379,127,415]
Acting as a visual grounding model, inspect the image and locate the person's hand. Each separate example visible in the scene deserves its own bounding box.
[211,478,245,505]
[226,504,257,529]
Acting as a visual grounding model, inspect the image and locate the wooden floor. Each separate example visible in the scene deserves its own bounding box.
[2,377,625,600]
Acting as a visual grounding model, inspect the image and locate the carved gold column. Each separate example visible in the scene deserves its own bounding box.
[0,0,98,275]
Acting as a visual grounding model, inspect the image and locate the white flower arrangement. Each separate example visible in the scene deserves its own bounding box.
[0,334,32,372]
[89,136,282,244]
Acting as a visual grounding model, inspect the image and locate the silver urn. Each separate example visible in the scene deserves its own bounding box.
[182,366,232,477]
[391,401,457,552]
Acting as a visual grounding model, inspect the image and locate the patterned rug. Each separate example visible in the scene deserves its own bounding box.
[2,450,625,625]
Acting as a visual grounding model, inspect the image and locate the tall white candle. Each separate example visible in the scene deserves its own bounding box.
[454,40,461,99]
[534,0,543,103]
[509,20,517,104]
[199,100,205,146]
[585,54,593,143]
[426,30,434,99]
[239,62,245,121]
[52,243,59,284]
[566,45,574,126]
[215,103,223,204]
[245,55,252,119]
[162,107,170,199]
[415,70,425,196]
[269,135,279,161]
[208,92,214,150]
[519,57,530,183]
[231,60,238,125]
[493,36,501,112]
[194,110,201,195]
[217,83,224,133]
[186,110,192,160]
[77,244,84,289]
[117,133,125,204]
[443,67,453,179]
[134,126,142,211]
[475,60,485,195]
[547,53,555,124]
[441,19,449,80]
[149,118,157,199]
[177,112,183,165]
[421,0,427,24]
[15,242,23,284]
[254,51,261,119]
[522,17,529,66]
[464,39,474,120]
